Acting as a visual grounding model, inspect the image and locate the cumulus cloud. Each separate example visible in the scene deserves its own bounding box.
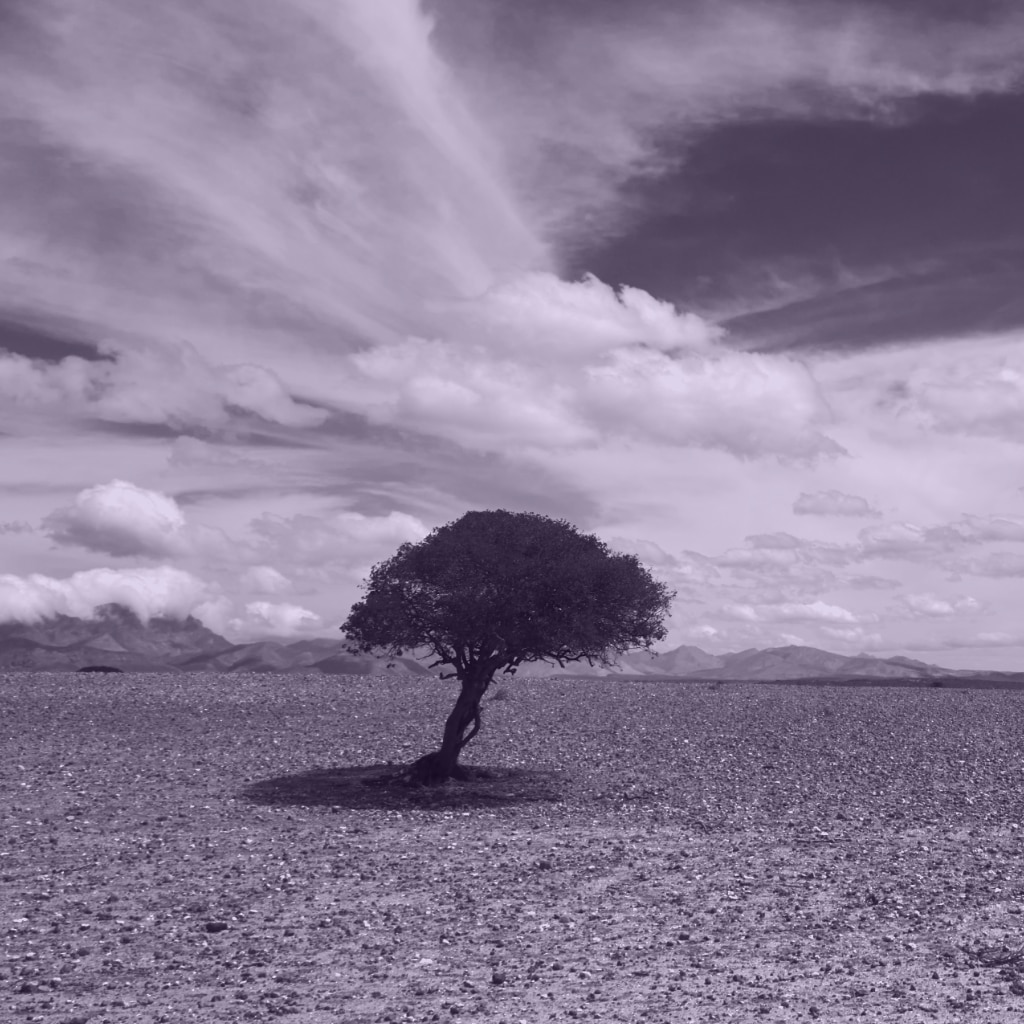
[346,273,840,460]
[443,272,720,357]
[43,479,188,558]
[0,566,211,624]
[235,601,323,637]
[794,489,880,517]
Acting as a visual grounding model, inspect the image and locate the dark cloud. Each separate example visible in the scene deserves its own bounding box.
[575,91,1024,344]
[0,311,105,361]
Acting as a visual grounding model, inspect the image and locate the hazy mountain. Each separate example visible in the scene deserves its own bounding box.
[683,645,949,681]
[0,603,984,679]
[476,643,957,680]
[0,603,233,672]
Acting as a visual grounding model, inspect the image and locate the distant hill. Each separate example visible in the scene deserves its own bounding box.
[0,604,233,672]
[0,604,1011,680]
[0,605,444,674]
[510,642,961,680]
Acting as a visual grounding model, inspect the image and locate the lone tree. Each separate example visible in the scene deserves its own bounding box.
[342,509,675,785]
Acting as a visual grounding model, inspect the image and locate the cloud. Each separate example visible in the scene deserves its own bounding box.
[892,339,1024,441]
[606,536,680,568]
[846,574,902,591]
[896,630,1024,652]
[794,489,880,517]
[44,480,189,558]
[747,533,804,549]
[167,437,264,470]
[248,509,429,578]
[716,546,800,570]
[856,522,930,560]
[14,0,1018,471]
[856,515,1024,562]
[927,515,1024,545]
[240,565,292,596]
[956,552,1024,578]
[712,533,853,579]
[822,332,1024,445]
[0,521,34,534]
[0,340,328,433]
[0,565,211,624]
[820,625,882,647]
[721,599,865,624]
[448,1,1024,247]
[235,601,323,637]
[899,592,982,618]
[442,271,720,357]
[346,272,840,460]
[972,632,1024,649]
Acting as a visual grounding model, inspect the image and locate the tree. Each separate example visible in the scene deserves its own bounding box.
[341,509,675,785]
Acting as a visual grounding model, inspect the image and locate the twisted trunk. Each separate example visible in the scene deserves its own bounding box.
[408,666,492,785]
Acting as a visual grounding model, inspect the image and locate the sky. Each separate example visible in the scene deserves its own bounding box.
[1,0,1023,668]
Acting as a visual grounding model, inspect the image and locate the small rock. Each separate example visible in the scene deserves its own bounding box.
[205,921,229,934]
[491,970,507,985]
[1010,979,1024,996]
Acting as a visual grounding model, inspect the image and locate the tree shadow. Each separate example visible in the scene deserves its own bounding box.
[240,763,566,810]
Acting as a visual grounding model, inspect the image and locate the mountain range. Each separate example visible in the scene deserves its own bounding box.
[0,603,1016,681]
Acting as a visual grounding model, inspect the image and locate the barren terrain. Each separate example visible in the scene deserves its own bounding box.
[3,673,1024,1023]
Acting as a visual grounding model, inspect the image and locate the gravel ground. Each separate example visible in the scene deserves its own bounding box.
[3,672,1024,1024]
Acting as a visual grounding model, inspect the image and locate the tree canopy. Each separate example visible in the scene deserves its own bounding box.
[342,509,675,783]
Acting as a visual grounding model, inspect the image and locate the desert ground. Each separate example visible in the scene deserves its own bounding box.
[3,672,1024,1024]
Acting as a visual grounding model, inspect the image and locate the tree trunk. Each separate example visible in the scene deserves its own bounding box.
[408,670,490,785]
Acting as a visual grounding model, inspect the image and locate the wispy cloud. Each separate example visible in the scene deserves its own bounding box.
[443,0,1024,248]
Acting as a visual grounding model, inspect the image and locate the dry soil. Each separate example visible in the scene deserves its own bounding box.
[3,673,1024,1023]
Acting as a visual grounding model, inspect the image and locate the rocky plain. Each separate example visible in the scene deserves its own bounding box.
[3,671,1024,1024]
